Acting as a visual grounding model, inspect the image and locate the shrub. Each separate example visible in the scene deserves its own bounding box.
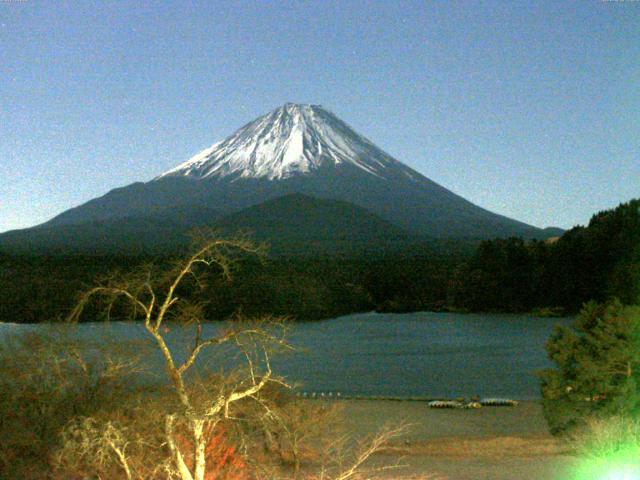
[0,330,146,479]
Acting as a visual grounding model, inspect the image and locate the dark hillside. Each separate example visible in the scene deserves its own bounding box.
[450,199,640,313]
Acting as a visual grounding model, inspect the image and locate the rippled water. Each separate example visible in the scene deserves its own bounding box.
[0,312,571,399]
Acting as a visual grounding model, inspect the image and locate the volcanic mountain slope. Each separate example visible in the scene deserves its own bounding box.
[215,193,412,254]
[0,205,223,254]
[0,195,410,254]
[0,103,560,253]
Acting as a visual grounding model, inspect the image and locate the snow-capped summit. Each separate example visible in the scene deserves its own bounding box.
[159,103,406,181]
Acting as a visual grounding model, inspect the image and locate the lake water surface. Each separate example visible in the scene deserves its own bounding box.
[0,312,572,400]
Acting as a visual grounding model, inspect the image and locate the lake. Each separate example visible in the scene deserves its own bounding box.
[0,312,572,400]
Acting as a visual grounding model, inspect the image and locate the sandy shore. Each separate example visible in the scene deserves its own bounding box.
[333,399,577,480]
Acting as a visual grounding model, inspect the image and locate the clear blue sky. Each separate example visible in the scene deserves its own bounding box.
[1,0,638,233]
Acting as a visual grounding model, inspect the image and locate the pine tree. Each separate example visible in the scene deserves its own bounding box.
[539,299,640,434]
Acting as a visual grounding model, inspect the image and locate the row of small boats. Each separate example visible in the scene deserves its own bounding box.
[294,391,519,407]
[427,398,519,408]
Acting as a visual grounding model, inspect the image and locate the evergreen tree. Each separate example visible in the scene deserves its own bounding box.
[539,300,640,434]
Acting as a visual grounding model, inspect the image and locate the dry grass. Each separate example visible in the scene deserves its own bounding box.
[566,415,640,458]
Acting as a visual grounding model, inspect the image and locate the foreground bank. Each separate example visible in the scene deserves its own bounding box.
[336,399,576,480]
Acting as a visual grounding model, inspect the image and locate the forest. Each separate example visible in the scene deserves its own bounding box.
[450,198,640,313]
[1,199,637,324]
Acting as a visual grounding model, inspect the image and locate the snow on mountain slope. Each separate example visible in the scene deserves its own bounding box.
[158,103,415,181]
[8,102,554,244]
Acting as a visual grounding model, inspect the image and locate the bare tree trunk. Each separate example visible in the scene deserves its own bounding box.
[166,415,194,480]
[192,419,206,480]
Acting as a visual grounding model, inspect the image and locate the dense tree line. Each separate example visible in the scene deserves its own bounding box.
[0,254,148,323]
[450,199,640,313]
[1,199,637,323]
[0,249,464,323]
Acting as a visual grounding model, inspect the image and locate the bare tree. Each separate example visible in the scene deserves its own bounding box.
[68,237,292,480]
[312,423,410,480]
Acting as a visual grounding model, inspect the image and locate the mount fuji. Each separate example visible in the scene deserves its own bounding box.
[0,104,561,253]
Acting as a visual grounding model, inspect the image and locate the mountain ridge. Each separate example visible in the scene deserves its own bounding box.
[0,103,562,252]
[0,194,415,255]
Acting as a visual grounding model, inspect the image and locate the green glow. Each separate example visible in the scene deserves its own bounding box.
[573,445,640,480]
